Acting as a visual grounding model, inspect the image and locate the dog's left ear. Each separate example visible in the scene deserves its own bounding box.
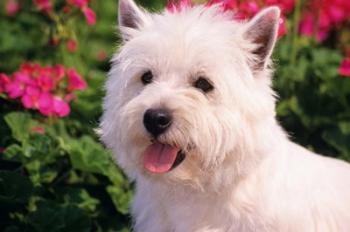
[243,7,280,70]
[118,0,150,41]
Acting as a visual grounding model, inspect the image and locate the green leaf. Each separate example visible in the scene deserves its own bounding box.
[3,144,22,160]
[40,170,58,183]
[25,161,58,185]
[4,112,37,143]
[106,185,132,215]
[67,136,112,175]
[59,188,100,213]
[77,189,100,212]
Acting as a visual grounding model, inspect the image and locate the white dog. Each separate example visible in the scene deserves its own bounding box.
[99,0,350,231]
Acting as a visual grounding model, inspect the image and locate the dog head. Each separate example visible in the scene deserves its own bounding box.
[100,0,280,187]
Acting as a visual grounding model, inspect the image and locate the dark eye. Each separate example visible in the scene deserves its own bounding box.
[141,71,153,85]
[193,77,214,93]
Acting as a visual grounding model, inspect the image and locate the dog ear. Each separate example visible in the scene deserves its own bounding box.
[243,7,280,70]
[118,0,149,41]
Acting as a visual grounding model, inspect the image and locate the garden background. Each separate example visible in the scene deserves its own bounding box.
[0,0,350,231]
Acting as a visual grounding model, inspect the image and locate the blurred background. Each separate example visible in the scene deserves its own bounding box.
[0,0,349,231]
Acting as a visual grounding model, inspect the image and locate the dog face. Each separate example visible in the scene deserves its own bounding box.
[100,0,280,185]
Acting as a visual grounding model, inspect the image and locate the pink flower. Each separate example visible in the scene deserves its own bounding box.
[339,58,350,77]
[5,0,20,16]
[20,63,39,75]
[5,72,33,99]
[0,73,10,93]
[2,63,86,118]
[6,82,25,99]
[239,1,260,18]
[66,68,87,91]
[67,0,88,8]
[318,10,331,30]
[21,86,40,109]
[38,94,70,117]
[265,0,295,14]
[207,0,238,11]
[328,5,345,24]
[167,0,193,13]
[37,66,53,80]
[82,6,96,25]
[52,64,65,82]
[53,97,70,117]
[33,0,52,12]
[0,147,5,154]
[299,13,314,37]
[66,39,78,53]
[175,0,289,37]
[66,0,96,25]
[298,0,350,41]
[37,75,54,92]
[38,92,54,116]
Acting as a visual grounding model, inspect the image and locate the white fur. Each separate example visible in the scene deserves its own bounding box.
[100,1,350,231]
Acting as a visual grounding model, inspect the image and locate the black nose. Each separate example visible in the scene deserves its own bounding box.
[143,108,172,137]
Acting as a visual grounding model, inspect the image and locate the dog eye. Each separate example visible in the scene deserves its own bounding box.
[193,77,214,93]
[141,71,153,85]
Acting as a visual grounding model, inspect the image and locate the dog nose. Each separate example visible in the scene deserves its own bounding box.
[143,108,172,137]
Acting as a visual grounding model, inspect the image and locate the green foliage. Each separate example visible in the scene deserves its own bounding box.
[1,111,132,231]
[0,1,132,231]
[274,38,350,159]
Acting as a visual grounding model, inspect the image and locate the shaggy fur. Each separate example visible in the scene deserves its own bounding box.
[99,0,350,231]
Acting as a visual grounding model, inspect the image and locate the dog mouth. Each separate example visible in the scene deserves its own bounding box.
[143,142,186,174]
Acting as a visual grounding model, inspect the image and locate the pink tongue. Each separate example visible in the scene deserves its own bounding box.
[143,142,180,173]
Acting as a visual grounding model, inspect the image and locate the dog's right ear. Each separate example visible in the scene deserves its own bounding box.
[118,0,149,41]
[243,7,280,71]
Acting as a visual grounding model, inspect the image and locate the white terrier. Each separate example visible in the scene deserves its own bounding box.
[99,0,350,231]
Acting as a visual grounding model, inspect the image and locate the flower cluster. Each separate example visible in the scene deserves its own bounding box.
[299,0,350,41]
[207,0,294,16]
[5,1,96,26]
[167,0,294,37]
[167,0,350,78]
[209,0,293,37]
[33,0,52,13]
[31,0,96,26]
[0,63,87,117]
[65,0,96,25]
